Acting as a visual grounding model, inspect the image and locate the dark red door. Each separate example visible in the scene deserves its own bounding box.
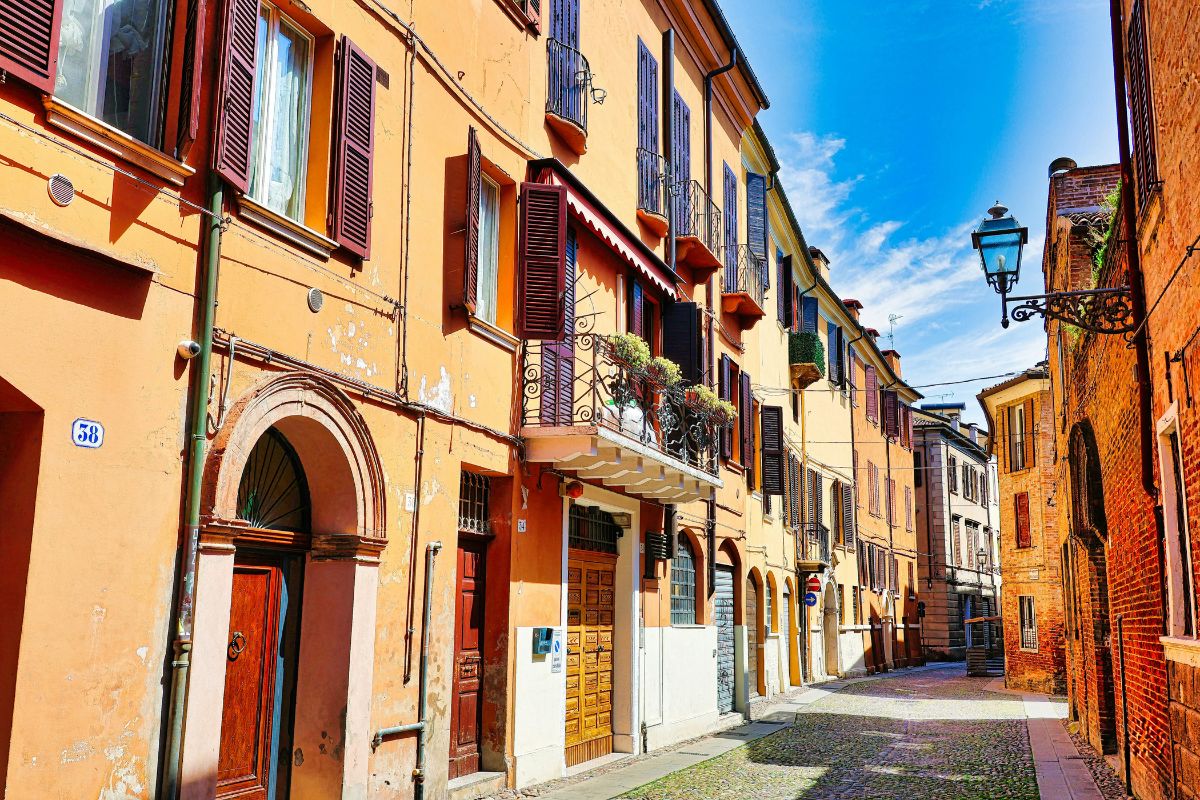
[450,540,488,778]
[217,559,284,799]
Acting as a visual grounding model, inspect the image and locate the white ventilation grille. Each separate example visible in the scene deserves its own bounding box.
[48,174,74,206]
[307,287,324,313]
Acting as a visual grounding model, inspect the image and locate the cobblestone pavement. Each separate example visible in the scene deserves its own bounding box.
[620,669,1039,800]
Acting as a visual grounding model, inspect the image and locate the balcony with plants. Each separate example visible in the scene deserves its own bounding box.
[520,329,726,503]
[720,245,768,327]
[788,330,825,389]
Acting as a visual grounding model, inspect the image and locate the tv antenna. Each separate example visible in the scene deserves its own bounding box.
[887,314,903,348]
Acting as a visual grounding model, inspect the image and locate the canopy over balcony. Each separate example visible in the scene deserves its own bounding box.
[521,333,723,504]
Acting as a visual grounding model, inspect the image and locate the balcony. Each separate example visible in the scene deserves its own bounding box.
[720,245,767,328]
[672,179,722,278]
[520,334,723,503]
[796,523,831,572]
[546,38,591,154]
[635,148,670,238]
[788,331,825,390]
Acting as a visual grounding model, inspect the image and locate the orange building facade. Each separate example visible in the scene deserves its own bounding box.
[0,1,916,799]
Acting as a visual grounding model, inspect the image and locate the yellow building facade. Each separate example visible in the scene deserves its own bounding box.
[0,1,918,798]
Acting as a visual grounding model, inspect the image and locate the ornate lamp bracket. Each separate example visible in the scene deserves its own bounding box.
[999,285,1136,334]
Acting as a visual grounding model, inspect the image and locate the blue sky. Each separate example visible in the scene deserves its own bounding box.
[724,0,1117,422]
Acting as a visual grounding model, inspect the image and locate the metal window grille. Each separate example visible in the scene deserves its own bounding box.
[670,535,697,625]
[1019,596,1038,650]
[458,471,492,534]
[568,504,622,555]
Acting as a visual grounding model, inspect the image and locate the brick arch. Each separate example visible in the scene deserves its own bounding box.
[202,372,387,541]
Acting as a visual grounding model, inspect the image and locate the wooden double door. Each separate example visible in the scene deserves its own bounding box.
[450,539,488,779]
[217,551,303,800]
[565,552,616,767]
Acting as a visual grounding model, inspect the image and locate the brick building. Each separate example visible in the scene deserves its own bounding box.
[979,365,1066,695]
[912,404,1001,661]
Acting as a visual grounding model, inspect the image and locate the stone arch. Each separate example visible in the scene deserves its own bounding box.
[202,372,386,541]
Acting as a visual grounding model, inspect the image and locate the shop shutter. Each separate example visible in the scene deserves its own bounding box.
[0,0,63,92]
[464,126,481,312]
[1016,492,1031,548]
[865,366,879,421]
[747,172,767,261]
[778,252,791,323]
[842,483,855,549]
[760,406,784,496]
[718,355,732,459]
[1023,398,1035,467]
[662,302,701,384]
[883,390,900,439]
[723,163,738,293]
[212,0,260,192]
[175,0,208,156]
[740,372,753,468]
[517,182,568,340]
[801,296,819,333]
[331,36,378,259]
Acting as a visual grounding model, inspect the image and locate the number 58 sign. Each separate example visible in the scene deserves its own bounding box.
[71,418,105,449]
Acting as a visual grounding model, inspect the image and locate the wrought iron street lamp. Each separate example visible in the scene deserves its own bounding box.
[973,202,1136,334]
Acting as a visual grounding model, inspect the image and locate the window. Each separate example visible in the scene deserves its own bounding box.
[56,0,173,144]
[1008,403,1029,472]
[459,471,492,534]
[952,516,962,566]
[766,582,774,633]
[248,2,315,221]
[1127,0,1159,208]
[853,586,862,624]
[906,561,914,597]
[887,478,896,526]
[831,480,843,544]
[1019,596,1038,651]
[949,455,959,494]
[1015,492,1031,548]
[839,583,847,625]
[865,365,879,422]
[475,176,502,324]
[670,535,697,625]
[905,487,913,532]
[914,449,923,488]
[1159,413,1195,637]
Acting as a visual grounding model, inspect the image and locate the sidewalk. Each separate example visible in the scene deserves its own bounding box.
[986,678,1108,800]
[533,662,959,800]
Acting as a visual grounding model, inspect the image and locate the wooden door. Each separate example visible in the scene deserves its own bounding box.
[565,554,615,767]
[450,540,487,779]
[217,555,297,800]
[745,577,759,698]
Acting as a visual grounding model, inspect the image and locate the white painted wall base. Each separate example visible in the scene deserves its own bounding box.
[642,625,721,750]
[512,626,565,789]
[839,628,867,676]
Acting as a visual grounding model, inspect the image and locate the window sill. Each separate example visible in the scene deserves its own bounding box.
[1161,636,1200,667]
[467,315,520,353]
[670,623,706,630]
[237,196,338,259]
[723,460,745,476]
[492,0,540,33]
[43,97,195,186]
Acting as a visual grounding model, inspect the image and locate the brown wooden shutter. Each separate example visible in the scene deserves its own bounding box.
[1022,398,1035,468]
[842,482,855,549]
[1016,492,1031,548]
[175,0,208,157]
[740,371,752,467]
[662,302,701,384]
[522,0,541,31]
[331,36,377,259]
[464,126,481,312]
[788,453,800,529]
[882,390,900,439]
[1127,0,1158,207]
[212,0,260,192]
[761,405,784,496]
[0,0,63,92]
[852,449,860,506]
[517,182,568,340]
[630,281,645,338]
[718,356,733,460]
[865,366,879,421]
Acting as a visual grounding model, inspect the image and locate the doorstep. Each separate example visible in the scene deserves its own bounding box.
[448,770,506,800]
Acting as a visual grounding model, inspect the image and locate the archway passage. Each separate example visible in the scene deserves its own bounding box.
[746,574,760,699]
[217,427,310,800]
[822,582,839,679]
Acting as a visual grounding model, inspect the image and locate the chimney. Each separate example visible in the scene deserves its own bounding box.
[843,298,863,321]
[866,327,881,342]
[967,423,979,444]
[809,246,831,281]
[882,349,901,377]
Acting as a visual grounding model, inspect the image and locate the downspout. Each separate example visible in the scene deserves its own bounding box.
[1109,0,1156,497]
[161,171,224,799]
[403,412,428,683]
[373,541,443,800]
[703,47,736,392]
[662,30,675,280]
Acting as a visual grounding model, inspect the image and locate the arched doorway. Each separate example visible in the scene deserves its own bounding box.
[822,581,839,679]
[217,428,309,799]
[745,572,761,700]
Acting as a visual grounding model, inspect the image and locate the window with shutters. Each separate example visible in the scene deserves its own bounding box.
[952,515,962,566]
[905,487,913,532]
[1159,413,1196,638]
[246,2,315,222]
[831,480,843,545]
[760,406,784,497]
[55,0,173,145]
[887,478,895,526]
[852,450,860,507]
[853,586,862,624]
[865,366,879,423]
[1127,0,1159,209]
[906,561,914,598]
[1019,596,1038,651]
[670,535,697,625]
[475,175,502,324]
[949,455,959,494]
[914,449,923,488]
[1007,403,1029,472]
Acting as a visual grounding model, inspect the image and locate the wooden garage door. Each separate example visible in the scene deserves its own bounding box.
[565,553,615,767]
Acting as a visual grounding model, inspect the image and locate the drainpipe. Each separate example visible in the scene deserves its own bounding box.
[374,541,442,800]
[703,47,736,393]
[160,171,224,799]
[662,30,675,279]
[403,412,428,683]
[1108,0,1156,498]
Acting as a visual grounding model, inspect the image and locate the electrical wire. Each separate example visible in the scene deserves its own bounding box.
[1127,231,1200,342]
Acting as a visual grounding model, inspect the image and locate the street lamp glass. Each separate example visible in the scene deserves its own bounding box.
[972,204,1028,293]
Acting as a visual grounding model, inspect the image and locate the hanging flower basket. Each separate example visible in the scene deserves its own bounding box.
[645,356,683,390]
[606,332,651,370]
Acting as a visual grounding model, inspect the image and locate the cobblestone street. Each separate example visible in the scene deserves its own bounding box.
[621,668,1040,800]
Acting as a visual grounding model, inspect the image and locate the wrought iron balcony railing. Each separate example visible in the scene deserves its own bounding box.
[672,178,722,255]
[636,147,669,218]
[521,333,720,476]
[723,244,767,309]
[546,38,591,134]
[799,523,830,564]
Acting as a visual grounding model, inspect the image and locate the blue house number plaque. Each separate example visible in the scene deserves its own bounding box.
[72,418,105,449]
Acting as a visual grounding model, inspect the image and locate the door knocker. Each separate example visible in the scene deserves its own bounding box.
[228,631,247,660]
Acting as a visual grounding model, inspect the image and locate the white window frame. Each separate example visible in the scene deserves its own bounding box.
[1019,595,1038,651]
[248,0,315,222]
[1158,403,1196,639]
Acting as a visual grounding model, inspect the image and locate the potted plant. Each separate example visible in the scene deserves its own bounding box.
[607,332,651,370]
[686,383,719,411]
[788,330,825,389]
[646,356,683,389]
[710,398,738,427]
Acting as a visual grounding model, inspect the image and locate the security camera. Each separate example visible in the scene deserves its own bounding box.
[177,340,202,360]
